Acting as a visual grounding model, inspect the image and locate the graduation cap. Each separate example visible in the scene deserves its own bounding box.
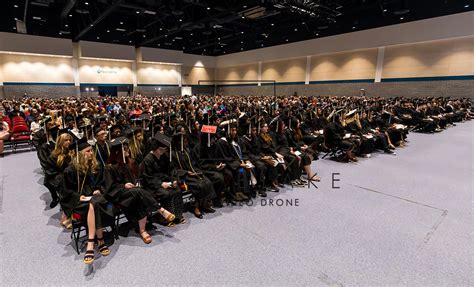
[69,137,90,152]
[154,133,171,147]
[39,116,52,127]
[109,136,129,164]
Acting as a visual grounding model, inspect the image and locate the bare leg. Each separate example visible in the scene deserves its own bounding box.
[138,216,152,244]
[86,203,96,251]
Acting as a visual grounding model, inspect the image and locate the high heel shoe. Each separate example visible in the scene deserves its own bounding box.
[96,237,110,256]
[83,239,95,265]
[139,230,152,244]
[193,208,203,219]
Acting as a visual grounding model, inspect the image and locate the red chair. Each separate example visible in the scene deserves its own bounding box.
[10,120,32,152]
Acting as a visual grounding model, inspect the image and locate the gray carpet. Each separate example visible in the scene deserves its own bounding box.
[0,121,472,286]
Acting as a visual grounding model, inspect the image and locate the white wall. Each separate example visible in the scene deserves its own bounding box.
[141,47,216,67]
[80,41,135,60]
[215,11,474,67]
[0,32,72,56]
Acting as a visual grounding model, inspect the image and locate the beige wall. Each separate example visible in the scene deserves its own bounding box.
[1,53,73,83]
[216,63,258,84]
[79,58,133,84]
[137,62,180,85]
[182,66,215,85]
[383,36,474,79]
[310,49,377,81]
[262,58,306,82]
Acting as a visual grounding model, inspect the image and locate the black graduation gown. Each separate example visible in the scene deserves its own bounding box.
[60,165,113,228]
[94,141,110,168]
[170,149,216,204]
[140,152,184,219]
[43,153,71,201]
[104,163,161,223]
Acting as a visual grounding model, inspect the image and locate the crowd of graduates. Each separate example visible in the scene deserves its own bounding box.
[0,94,472,264]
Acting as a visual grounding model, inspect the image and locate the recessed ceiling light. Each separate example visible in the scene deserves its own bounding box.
[69,14,72,17]
[97,36,100,39]
[13,27,16,30]
[85,2,89,5]
[179,19,182,22]
[204,49,206,51]
[383,9,387,12]
[285,39,289,41]
[129,40,132,43]
[241,48,243,50]
[241,16,245,19]
[294,28,298,31]
[400,17,404,20]
[218,37,221,40]
[243,5,247,8]
[465,5,470,8]
[159,28,163,30]
[271,23,274,26]
[316,33,319,36]
[143,35,146,38]
[120,22,123,24]
[261,44,264,47]
[352,26,356,29]
[107,30,110,32]
[190,33,193,36]
[197,42,200,45]
[59,32,62,35]
[240,41,243,43]
[90,24,93,27]
[241,31,244,34]
[302,22,305,24]
[136,11,140,14]
[207,7,210,10]
[157,44,160,46]
[14,18,18,20]
[14,4,18,8]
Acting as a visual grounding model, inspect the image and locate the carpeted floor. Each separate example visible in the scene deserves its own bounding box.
[0,121,472,286]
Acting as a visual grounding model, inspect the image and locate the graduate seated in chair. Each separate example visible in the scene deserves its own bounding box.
[170,131,217,219]
[60,138,113,265]
[140,135,186,227]
[104,136,175,243]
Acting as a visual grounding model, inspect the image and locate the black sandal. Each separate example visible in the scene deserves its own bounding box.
[96,237,110,256]
[84,239,95,264]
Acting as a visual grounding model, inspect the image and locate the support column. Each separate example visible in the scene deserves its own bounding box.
[72,42,81,97]
[178,65,182,87]
[257,62,262,86]
[133,47,141,91]
[305,56,311,85]
[375,46,385,83]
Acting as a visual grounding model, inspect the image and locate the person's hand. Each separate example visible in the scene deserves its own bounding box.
[301,145,308,151]
[188,171,197,177]
[161,182,171,189]
[172,181,178,188]
[124,183,135,189]
[93,190,101,196]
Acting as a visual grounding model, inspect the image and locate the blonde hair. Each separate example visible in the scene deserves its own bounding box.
[52,133,73,167]
[129,132,143,160]
[72,147,99,175]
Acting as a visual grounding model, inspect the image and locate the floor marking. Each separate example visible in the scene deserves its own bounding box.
[318,272,344,286]
[348,184,447,212]
[423,210,448,243]
[349,184,449,244]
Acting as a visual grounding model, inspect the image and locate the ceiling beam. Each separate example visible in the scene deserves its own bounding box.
[73,0,124,42]
[139,4,244,47]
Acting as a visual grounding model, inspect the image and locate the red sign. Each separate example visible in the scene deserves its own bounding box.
[201,125,217,134]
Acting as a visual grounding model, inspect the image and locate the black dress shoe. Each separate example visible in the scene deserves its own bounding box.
[202,206,216,213]
[193,211,203,219]
[213,201,224,208]
[49,199,59,209]
[258,189,267,197]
